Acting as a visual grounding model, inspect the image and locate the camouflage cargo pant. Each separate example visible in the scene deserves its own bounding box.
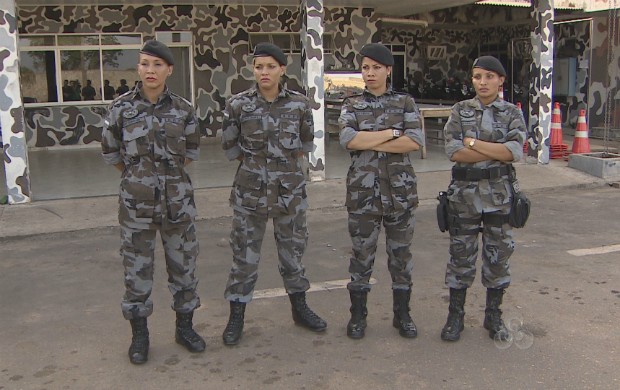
[225,209,310,303]
[445,200,514,289]
[120,223,201,319]
[347,208,416,292]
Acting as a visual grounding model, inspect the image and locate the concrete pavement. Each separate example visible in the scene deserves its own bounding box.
[2,158,620,390]
[0,159,612,238]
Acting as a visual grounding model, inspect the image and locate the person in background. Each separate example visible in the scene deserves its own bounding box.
[81,80,96,101]
[101,40,206,364]
[116,79,130,96]
[103,79,115,100]
[338,43,424,340]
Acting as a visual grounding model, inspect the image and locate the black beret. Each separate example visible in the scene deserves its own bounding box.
[252,42,287,66]
[360,43,394,66]
[140,40,174,65]
[472,56,506,77]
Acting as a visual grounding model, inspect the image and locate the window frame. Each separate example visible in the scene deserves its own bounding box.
[19,33,143,107]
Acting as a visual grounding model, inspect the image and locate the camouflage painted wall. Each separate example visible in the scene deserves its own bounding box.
[16,4,379,148]
[1,0,32,204]
[589,13,620,131]
[382,5,531,101]
[554,20,591,127]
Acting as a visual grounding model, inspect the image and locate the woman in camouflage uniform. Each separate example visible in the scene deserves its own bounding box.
[101,40,206,364]
[440,56,526,343]
[220,43,327,346]
[339,43,424,340]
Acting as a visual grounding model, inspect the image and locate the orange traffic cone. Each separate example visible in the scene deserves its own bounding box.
[550,102,563,146]
[571,109,591,154]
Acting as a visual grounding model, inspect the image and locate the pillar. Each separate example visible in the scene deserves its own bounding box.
[528,0,554,164]
[300,0,326,181]
[0,0,31,203]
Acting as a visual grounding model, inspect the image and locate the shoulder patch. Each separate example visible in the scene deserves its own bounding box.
[242,103,257,113]
[122,108,139,119]
[459,108,475,119]
[353,102,369,110]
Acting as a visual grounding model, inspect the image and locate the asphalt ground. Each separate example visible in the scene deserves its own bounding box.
[1,184,619,389]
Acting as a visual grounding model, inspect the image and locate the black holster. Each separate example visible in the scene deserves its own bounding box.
[508,169,531,228]
[437,191,450,232]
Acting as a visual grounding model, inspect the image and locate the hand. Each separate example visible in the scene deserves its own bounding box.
[463,136,475,146]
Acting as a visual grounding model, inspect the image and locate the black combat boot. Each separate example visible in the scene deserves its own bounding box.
[347,290,368,339]
[483,288,510,341]
[222,301,246,346]
[289,292,327,332]
[128,317,149,364]
[175,312,206,353]
[441,288,467,342]
[392,289,418,338]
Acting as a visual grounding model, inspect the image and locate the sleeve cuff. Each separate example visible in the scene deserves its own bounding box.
[102,152,121,166]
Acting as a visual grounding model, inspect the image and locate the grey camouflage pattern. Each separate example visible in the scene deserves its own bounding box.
[101,83,202,320]
[221,85,314,303]
[221,87,313,217]
[224,210,310,303]
[120,223,200,319]
[443,96,525,290]
[528,0,554,164]
[1,0,31,204]
[300,0,326,181]
[16,4,378,151]
[339,90,424,215]
[101,83,200,228]
[339,88,423,292]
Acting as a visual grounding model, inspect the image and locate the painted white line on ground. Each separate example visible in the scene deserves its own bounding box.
[567,244,620,257]
[253,278,378,300]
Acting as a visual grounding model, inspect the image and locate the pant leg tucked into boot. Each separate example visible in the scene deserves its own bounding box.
[347,290,368,339]
[392,289,417,338]
[222,301,246,346]
[441,288,466,342]
[129,317,149,364]
[175,312,206,352]
[483,288,510,341]
[289,292,327,332]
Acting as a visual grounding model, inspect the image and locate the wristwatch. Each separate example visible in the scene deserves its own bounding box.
[468,139,476,149]
[392,129,402,139]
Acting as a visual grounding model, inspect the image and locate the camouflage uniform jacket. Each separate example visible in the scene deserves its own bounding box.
[221,86,314,217]
[339,89,425,214]
[101,83,201,228]
[444,96,526,211]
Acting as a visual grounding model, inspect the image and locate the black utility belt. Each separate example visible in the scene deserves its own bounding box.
[452,165,512,181]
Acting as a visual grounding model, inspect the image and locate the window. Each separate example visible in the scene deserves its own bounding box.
[19,33,143,105]
[155,32,193,103]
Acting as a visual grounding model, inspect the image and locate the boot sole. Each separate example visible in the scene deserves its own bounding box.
[294,322,327,332]
[223,334,242,346]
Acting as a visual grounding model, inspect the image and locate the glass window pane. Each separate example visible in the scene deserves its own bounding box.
[102,34,142,46]
[250,33,271,50]
[157,31,192,44]
[272,34,291,53]
[58,35,99,46]
[20,50,58,103]
[167,46,191,102]
[19,35,55,47]
[103,49,139,100]
[60,49,101,102]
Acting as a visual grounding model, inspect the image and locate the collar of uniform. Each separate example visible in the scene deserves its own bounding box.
[250,84,289,99]
[473,95,503,109]
[362,86,394,98]
[132,83,172,104]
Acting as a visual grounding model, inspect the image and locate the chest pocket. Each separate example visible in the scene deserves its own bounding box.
[354,110,375,131]
[490,122,508,142]
[279,119,301,149]
[384,108,404,130]
[164,119,186,156]
[240,116,265,150]
[122,120,150,157]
